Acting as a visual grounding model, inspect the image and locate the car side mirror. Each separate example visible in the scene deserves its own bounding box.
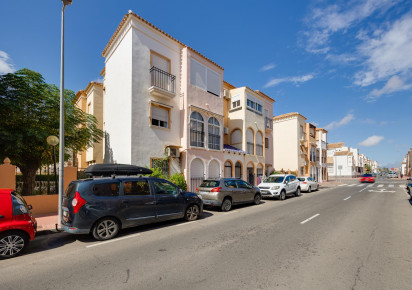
[285,180,289,184]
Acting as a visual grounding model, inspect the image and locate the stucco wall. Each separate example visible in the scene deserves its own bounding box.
[104,24,133,164]
[273,117,299,171]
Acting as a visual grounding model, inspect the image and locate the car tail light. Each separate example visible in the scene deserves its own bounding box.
[303,182,307,184]
[211,187,222,192]
[72,191,86,214]
[196,187,199,192]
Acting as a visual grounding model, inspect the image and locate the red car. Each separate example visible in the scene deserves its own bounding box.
[0,189,37,259]
[360,174,375,183]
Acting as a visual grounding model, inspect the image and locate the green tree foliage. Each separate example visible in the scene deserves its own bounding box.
[365,164,372,173]
[0,69,103,195]
[169,173,188,191]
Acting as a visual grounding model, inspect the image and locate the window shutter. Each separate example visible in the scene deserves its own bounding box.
[190,59,206,90]
[152,106,168,122]
[256,132,263,145]
[207,68,220,96]
[231,130,242,144]
[247,129,254,143]
[151,53,169,73]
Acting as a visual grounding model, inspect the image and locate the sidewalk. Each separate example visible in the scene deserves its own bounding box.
[34,213,59,233]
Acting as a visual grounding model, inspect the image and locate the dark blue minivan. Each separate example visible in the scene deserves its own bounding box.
[61,165,203,240]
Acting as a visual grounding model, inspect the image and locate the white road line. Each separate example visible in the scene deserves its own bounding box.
[174,221,196,227]
[343,196,351,201]
[377,184,384,187]
[367,184,374,187]
[338,184,347,187]
[388,184,394,188]
[348,184,356,187]
[359,187,368,192]
[357,184,365,187]
[86,233,141,248]
[400,185,406,188]
[300,214,320,224]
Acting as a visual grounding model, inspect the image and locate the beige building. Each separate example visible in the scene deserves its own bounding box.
[273,112,307,176]
[74,82,104,169]
[406,149,412,176]
[316,128,328,181]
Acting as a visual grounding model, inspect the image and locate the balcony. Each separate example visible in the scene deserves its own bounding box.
[149,66,176,99]
[265,117,273,132]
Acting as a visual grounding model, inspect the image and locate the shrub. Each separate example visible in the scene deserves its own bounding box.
[148,167,167,179]
[169,173,188,191]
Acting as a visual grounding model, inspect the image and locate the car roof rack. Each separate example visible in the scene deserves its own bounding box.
[84,164,153,178]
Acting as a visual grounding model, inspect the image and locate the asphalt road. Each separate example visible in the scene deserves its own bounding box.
[1,178,412,290]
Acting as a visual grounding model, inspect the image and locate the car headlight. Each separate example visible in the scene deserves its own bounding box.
[271,186,280,190]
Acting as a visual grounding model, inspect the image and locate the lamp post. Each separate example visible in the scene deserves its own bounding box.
[47,136,59,194]
[58,0,72,228]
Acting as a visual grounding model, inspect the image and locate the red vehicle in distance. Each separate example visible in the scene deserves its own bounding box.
[360,174,375,183]
[0,189,37,259]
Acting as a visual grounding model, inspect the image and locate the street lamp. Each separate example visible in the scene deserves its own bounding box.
[46,136,59,194]
[58,0,72,228]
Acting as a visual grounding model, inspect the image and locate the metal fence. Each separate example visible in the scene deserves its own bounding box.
[150,66,176,94]
[190,177,204,192]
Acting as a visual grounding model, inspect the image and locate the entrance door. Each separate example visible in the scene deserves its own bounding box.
[247,167,255,185]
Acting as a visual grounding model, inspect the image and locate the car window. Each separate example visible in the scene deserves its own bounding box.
[200,180,220,188]
[153,180,179,195]
[263,176,284,183]
[92,182,120,197]
[285,176,291,182]
[11,195,28,215]
[308,177,313,181]
[236,180,251,189]
[298,178,305,181]
[64,182,77,198]
[123,180,151,196]
[290,176,296,182]
[224,180,237,188]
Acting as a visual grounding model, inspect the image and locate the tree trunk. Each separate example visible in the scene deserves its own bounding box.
[20,164,39,196]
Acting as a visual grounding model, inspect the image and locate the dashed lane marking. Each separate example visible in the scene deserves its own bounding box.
[300,214,320,224]
[377,184,384,187]
[348,184,356,187]
[357,184,366,187]
[388,184,394,188]
[338,184,347,186]
[343,196,351,201]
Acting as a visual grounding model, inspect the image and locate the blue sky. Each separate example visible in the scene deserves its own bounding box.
[1,0,411,168]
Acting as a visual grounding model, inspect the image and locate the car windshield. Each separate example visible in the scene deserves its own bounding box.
[362,174,373,177]
[263,176,284,183]
[200,180,220,188]
[298,178,306,181]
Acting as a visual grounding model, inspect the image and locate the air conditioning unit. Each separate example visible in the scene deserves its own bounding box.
[224,127,229,135]
[166,147,180,158]
[223,89,230,99]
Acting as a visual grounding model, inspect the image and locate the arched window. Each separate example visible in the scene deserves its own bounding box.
[225,161,232,177]
[190,112,204,147]
[231,129,242,150]
[256,131,263,156]
[235,162,242,179]
[208,117,220,150]
[246,128,254,155]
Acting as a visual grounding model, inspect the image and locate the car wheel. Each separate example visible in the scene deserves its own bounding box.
[0,231,28,259]
[279,190,286,201]
[221,198,232,212]
[295,187,301,197]
[92,217,120,241]
[308,186,312,193]
[185,204,200,221]
[253,193,261,205]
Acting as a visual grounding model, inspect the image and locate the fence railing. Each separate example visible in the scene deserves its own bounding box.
[190,177,204,192]
[150,66,176,94]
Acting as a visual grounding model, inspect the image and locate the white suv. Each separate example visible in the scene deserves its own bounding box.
[257,174,301,200]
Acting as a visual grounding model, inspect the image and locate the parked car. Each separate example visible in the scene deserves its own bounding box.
[298,177,319,192]
[197,178,261,212]
[407,178,412,195]
[61,164,203,241]
[257,174,301,200]
[360,174,375,183]
[0,189,37,259]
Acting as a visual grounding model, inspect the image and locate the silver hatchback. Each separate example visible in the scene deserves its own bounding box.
[197,178,261,212]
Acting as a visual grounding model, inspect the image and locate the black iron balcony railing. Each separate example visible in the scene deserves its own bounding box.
[208,134,221,150]
[265,117,273,129]
[150,66,176,94]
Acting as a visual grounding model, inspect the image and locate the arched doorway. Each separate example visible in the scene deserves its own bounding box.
[224,161,233,177]
[247,162,255,185]
[235,161,242,179]
[190,158,204,191]
[208,159,220,178]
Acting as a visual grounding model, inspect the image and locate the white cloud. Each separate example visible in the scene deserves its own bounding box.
[260,63,276,72]
[365,75,412,102]
[359,135,384,146]
[354,13,412,87]
[263,74,314,88]
[0,50,15,74]
[325,113,355,130]
[326,53,357,64]
[303,0,398,53]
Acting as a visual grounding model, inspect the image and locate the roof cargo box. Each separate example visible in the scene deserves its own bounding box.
[84,164,153,177]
